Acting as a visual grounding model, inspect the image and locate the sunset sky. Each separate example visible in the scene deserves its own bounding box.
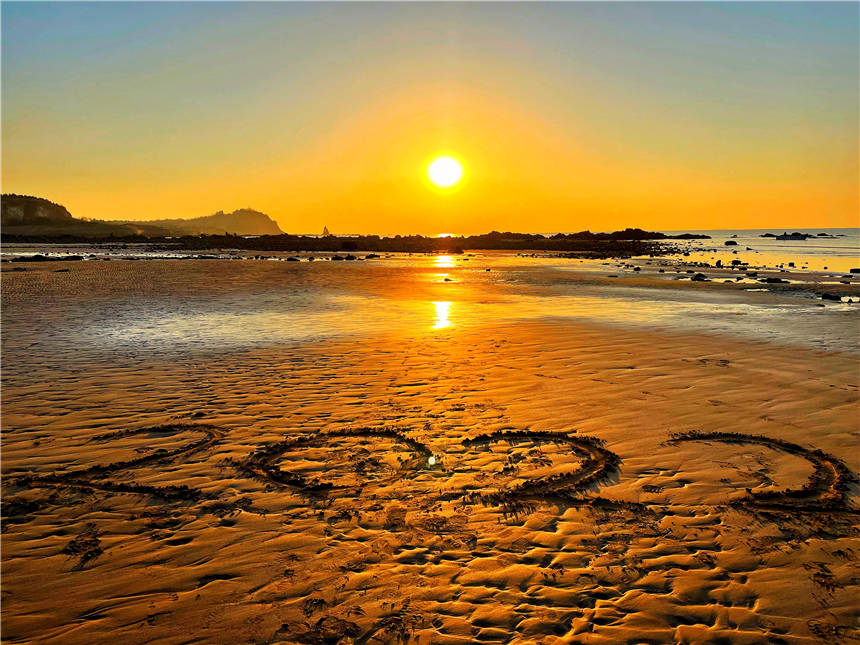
[2,2,858,234]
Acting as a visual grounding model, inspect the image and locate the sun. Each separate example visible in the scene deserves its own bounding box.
[427,156,463,188]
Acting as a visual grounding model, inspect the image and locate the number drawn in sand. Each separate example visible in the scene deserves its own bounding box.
[237,427,436,494]
[665,430,859,513]
[6,424,858,533]
[8,423,224,502]
[459,430,625,511]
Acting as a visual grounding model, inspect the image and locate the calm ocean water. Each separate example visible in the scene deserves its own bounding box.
[656,228,860,273]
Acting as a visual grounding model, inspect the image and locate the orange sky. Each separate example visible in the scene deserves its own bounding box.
[3,3,858,234]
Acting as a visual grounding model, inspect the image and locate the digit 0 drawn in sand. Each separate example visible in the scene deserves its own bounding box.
[237,427,436,494]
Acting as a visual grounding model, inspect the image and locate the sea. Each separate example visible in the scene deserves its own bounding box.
[653,228,859,274]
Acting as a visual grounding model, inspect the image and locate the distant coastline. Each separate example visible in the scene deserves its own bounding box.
[1,228,709,258]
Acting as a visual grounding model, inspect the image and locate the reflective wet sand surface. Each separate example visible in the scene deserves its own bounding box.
[2,255,858,644]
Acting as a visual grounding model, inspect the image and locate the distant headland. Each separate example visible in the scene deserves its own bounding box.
[1,194,282,238]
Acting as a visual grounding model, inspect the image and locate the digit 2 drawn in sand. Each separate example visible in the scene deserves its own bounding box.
[10,423,224,502]
[461,430,623,508]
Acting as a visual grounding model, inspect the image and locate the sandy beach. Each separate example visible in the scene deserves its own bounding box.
[3,1,858,641]
[2,253,858,644]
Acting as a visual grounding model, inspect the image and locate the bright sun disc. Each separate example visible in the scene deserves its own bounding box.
[427,156,463,188]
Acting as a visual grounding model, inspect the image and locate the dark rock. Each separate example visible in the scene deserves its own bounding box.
[286,256,300,262]
[11,254,83,263]
[821,293,842,301]
[691,273,708,282]
[724,240,738,246]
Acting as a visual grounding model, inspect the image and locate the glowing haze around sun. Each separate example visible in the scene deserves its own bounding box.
[427,156,463,188]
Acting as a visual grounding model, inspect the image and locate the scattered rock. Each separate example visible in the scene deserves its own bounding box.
[11,254,83,263]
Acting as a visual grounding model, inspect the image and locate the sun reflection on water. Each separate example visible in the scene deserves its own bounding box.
[432,301,452,329]
[434,255,455,268]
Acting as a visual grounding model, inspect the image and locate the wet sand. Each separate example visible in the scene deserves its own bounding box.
[2,255,858,644]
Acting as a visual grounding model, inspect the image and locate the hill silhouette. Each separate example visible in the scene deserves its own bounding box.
[1,195,282,237]
[116,209,282,236]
